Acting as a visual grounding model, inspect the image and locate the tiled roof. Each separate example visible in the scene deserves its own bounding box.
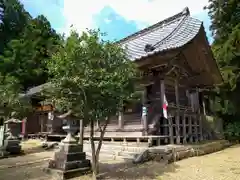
[118,7,202,61]
[24,83,51,97]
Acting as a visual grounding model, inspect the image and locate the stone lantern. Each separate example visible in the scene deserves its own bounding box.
[45,111,91,179]
[4,115,22,154]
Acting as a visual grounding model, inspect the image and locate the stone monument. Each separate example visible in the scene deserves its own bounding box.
[4,115,22,154]
[45,111,91,179]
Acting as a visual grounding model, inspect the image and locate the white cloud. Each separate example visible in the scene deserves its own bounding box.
[104,18,112,24]
[62,0,209,36]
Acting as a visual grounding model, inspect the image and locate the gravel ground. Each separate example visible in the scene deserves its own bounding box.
[155,144,240,180]
[0,145,239,180]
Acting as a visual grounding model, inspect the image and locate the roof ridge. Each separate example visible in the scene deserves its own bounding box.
[117,7,190,44]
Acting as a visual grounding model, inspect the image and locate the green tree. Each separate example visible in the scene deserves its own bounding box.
[0,0,30,54]
[0,15,62,90]
[45,30,137,178]
[206,0,239,43]
[0,74,32,121]
[205,0,240,137]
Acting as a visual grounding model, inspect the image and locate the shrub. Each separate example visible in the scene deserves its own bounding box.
[224,121,240,140]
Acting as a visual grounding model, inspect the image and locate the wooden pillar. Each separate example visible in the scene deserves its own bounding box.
[141,87,148,135]
[198,89,203,141]
[183,89,190,144]
[118,111,124,129]
[175,79,180,144]
[190,92,195,112]
[199,114,203,141]
[202,99,206,115]
[186,90,190,107]
[183,114,187,144]
[189,91,195,143]
[195,88,200,142]
[40,114,44,133]
[194,114,198,142]
[21,118,27,140]
[160,79,173,144]
[189,115,193,143]
[47,111,54,133]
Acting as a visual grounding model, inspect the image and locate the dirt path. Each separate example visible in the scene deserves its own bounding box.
[0,145,239,180]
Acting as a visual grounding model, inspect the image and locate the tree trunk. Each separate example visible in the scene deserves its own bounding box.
[90,117,110,180]
[90,119,97,180]
[96,117,109,158]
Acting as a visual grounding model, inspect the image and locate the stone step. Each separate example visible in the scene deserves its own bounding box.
[83,146,139,157]
[84,146,145,154]
[51,141,145,160]
[83,143,147,153]
[83,147,116,155]
[83,140,149,147]
[52,141,146,153]
[52,143,135,161]
[85,150,134,161]
[117,151,139,158]
[83,146,139,160]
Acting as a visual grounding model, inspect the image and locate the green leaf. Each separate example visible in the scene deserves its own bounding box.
[44,29,137,123]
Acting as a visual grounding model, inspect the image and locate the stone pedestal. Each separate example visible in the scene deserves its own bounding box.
[4,117,22,154]
[45,116,91,179]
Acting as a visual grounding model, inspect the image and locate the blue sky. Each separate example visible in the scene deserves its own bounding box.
[20,0,213,43]
[20,0,65,33]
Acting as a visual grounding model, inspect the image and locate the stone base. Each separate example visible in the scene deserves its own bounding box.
[44,166,91,180]
[48,158,91,171]
[4,139,21,154]
[46,141,91,179]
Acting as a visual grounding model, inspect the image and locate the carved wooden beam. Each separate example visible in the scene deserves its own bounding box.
[154,52,198,79]
[136,50,179,68]
[139,52,213,87]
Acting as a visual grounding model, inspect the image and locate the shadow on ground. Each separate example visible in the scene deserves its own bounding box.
[95,160,180,180]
